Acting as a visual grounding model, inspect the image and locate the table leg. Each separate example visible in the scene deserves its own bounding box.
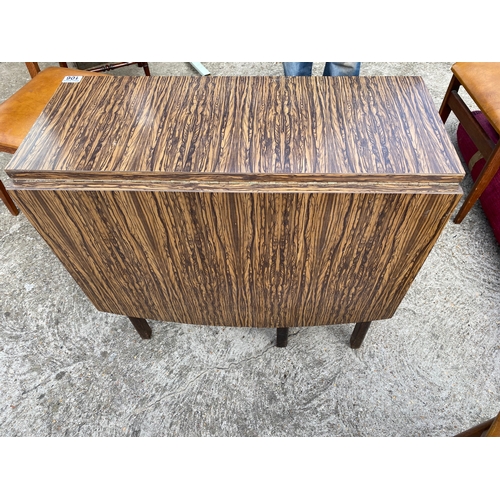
[350,322,371,349]
[276,327,289,347]
[128,317,152,339]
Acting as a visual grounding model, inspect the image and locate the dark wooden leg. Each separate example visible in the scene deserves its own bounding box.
[139,62,151,76]
[439,74,461,123]
[350,321,371,349]
[454,142,500,223]
[128,316,152,339]
[0,181,19,216]
[276,327,289,347]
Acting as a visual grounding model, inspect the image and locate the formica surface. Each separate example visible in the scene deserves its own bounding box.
[5,74,463,330]
[7,76,462,182]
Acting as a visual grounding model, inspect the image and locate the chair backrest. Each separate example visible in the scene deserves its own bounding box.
[25,62,41,78]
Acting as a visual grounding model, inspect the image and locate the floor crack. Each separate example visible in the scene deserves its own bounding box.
[129,344,277,417]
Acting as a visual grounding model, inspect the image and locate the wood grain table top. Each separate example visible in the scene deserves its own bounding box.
[6,75,464,186]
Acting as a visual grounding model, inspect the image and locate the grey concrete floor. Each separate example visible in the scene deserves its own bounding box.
[0,62,499,437]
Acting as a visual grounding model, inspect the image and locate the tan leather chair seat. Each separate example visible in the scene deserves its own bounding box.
[452,62,500,135]
[0,66,107,154]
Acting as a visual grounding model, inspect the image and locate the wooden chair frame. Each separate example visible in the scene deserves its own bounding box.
[439,74,500,224]
[25,62,150,78]
[0,180,19,215]
[456,412,500,437]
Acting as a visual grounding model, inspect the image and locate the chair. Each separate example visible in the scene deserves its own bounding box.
[1,62,151,215]
[0,182,17,215]
[0,65,110,215]
[439,62,500,224]
[456,411,500,436]
[25,62,150,78]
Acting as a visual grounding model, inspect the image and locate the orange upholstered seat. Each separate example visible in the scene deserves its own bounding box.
[0,66,109,215]
[451,62,500,135]
[0,67,106,154]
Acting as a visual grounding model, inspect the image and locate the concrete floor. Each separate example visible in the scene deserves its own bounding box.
[0,62,499,437]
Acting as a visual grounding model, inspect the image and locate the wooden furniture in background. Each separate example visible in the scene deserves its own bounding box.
[0,181,17,215]
[5,76,464,348]
[25,62,150,78]
[439,62,500,223]
[74,62,150,75]
[0,66,109,215]
[456,411,500,436]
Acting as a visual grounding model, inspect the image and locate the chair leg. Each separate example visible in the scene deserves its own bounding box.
[439,74,461,123]
[0,180,19,216]
[454,142,500,223]
[139,62,151,76]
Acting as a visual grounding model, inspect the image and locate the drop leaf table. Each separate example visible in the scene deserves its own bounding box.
[5,75,464,348]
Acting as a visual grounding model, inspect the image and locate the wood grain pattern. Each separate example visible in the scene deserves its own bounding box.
[10,188,461,328]
[6,76,464,182]
[5,75,464,335]
[5,178,462,194]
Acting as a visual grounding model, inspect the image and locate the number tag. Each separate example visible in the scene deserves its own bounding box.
[62,76,83,83]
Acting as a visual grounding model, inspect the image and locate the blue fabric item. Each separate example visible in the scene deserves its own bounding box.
[283,62,361,76]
